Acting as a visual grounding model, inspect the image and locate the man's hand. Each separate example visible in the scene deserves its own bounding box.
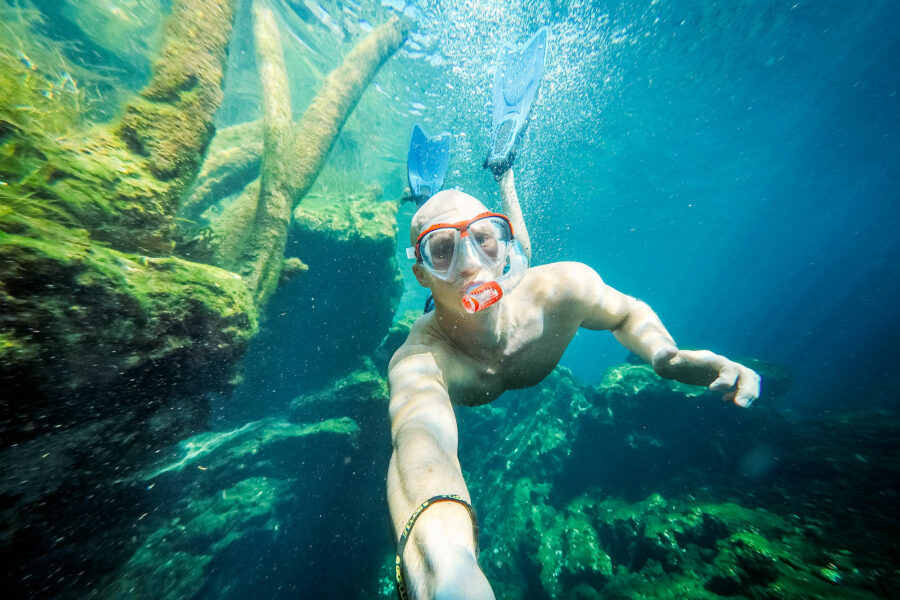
[651,347,761,407]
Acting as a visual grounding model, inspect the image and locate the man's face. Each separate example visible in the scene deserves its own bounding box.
[410,191,506,308]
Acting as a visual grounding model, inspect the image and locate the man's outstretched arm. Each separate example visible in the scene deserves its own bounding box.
[560,262,761,407]
[387,348,495,600]
[497,169,531,261]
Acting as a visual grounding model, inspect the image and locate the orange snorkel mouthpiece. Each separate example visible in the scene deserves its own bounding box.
[462,281,503,314]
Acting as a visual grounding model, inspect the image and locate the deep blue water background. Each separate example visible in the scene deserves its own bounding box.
[213,1,900,596]
[218,0,900,417]
[374,0,900,413]
[539,1,900,410]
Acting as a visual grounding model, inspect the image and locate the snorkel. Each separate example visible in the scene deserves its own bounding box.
[461,239,528,313]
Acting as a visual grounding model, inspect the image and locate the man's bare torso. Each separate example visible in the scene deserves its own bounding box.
[400,264,584,406]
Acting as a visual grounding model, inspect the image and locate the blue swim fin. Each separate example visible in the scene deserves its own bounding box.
[407,124,451,206]
[484,27,548,178]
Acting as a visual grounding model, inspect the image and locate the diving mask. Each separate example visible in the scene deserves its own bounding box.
[407,212,514,281]
[407,212,528,313]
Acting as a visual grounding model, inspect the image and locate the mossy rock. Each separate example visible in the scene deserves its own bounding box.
[527,491,883,600]
[0,216,256,433]
[538,506,614,597]
[146,416,359,479]
[292,186,398,244]
[102,476,289,600]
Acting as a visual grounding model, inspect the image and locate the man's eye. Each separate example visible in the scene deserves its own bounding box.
[432,242,453,258]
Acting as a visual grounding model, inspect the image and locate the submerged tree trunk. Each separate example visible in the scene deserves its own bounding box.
[210,7,408,306]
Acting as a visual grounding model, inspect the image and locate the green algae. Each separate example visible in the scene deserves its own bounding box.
[293,187,398,243]
[446,362,892,600]
[290,357,389,418]
[518,490,883,600]
[104,411,364,598]
[2,3,407,597]
[0,214,256,410]
[146,416,359,477]
[103,476,289,600]
[1,0,406,427]
[1,0,237,255]
[0,4,254,595]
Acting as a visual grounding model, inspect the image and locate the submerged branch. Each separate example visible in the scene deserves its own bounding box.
[217,12,408,306]
[287,16,408,196]
[118,0,236,187]
[234,0,295,302]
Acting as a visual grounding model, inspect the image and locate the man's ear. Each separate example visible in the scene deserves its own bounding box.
[412,264,431,288]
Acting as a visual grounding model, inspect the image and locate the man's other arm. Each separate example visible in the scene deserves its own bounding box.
[557,262,760,407]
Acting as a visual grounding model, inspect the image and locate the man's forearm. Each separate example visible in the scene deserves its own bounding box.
[611,299,677,363]
[498,169,531,260]
[388,426,489,600]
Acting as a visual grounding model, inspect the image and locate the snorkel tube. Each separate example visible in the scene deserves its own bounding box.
[462,239,528,313]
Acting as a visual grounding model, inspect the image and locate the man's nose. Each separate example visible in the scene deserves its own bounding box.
[456,239,481,274]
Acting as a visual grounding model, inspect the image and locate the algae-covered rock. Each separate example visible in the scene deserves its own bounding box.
[0,2,247,596]
[102,414,361,599]
[103,476,289,600]
[146,416,360,479]
[445,361,895,599]
[1,2,407,596]
[279,255,309,283]
[0,218,256,418]
[0,214,257,598]
[537,503,614,597]
[491,487,884,600]
[289,357,389,423]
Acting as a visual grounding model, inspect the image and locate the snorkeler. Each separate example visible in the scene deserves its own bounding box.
[390,28,760,600]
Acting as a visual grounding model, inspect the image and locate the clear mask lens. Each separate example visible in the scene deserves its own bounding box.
[420,216,513,280]
[420,228,460,277]
[468,216,512,262]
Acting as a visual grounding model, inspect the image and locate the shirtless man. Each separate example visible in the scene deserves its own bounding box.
[387,170,760,600]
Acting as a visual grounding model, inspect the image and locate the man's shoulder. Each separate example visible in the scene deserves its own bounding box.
[528,260,597,278]
[388,315,453,372]
[521,261,602,300]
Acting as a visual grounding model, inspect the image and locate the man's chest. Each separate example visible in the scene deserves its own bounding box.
[449,309,579,404]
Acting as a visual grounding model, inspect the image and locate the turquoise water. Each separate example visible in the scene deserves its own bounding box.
[2,0,898,598]
[236,0,900,408]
